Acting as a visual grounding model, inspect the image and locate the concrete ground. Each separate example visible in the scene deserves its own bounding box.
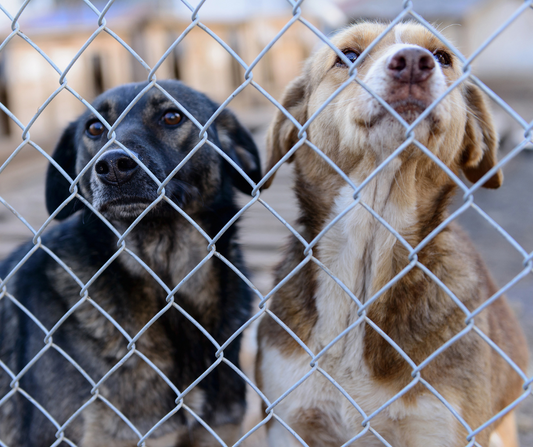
[0,110,532,445]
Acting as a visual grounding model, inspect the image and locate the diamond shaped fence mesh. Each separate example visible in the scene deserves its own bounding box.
[0,0,532,446]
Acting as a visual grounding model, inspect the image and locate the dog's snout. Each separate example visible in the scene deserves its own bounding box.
[95,149,138,185]
[387,48,435,84]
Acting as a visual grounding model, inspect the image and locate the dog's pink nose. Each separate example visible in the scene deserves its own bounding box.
[387,47,435,84]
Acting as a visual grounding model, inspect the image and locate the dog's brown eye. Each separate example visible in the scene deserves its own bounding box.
[162,111,182,126]
[335,50,360,68]
[86,120,105,137]
[433,50,452,67]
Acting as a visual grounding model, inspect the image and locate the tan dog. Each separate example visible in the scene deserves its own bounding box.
[256,22,528,447]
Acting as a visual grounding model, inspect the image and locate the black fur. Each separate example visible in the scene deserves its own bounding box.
[0,80,261,446]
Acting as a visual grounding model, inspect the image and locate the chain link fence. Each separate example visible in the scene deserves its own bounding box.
[0,0,532,446]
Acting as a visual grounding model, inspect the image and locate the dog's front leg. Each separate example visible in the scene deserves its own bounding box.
[267,421,312,447]
[79,403,181,447]
[177,423,241,447]
[488,412,519,447]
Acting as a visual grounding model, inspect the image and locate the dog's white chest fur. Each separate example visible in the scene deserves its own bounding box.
[313,160,410,354]
[262,162,458,445]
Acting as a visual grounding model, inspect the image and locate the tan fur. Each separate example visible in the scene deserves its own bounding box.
[257,22,527,446]
[491,412,519,447]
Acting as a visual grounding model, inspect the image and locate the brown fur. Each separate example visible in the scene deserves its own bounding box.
[257,22,528,446]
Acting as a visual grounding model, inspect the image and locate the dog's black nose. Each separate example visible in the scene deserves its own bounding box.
[387,47,435,84]
[95,149,138,185]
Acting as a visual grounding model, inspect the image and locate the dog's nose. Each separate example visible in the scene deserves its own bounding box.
[387,47,435,84]
[95,149,138,185]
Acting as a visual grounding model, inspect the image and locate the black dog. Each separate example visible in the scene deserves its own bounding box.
[0,80,261,447]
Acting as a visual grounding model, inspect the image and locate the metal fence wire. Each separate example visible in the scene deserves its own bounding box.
[0,0,532,446]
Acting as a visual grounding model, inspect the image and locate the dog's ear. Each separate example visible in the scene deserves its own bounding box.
[264,75,308,189]
[460,83,502,189]
[215,109,262,195]
[45,122,84,219]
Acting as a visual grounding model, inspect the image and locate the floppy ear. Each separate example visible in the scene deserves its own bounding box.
[460,83,502,189]
[45,122,84,219]
[263,74,308,189]
[215,109,262,195]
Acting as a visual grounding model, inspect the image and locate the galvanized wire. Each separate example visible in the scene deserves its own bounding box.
[0,0,531,446]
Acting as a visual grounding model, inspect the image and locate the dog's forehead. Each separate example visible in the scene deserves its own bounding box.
[90,82,210,122]
[90,84,143,117]
[91,88,170,117]
[391,23,446,50]
[334,22,446,54]
[131,89,178,115]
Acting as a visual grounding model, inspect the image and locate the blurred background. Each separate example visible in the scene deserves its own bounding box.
[0,0,532,445]
[0,0,531,148]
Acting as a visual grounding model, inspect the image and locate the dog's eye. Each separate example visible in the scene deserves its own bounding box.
[335,50,360,68]
[86,120,105,137]
[433,50,452,67]
[162,110,182,126]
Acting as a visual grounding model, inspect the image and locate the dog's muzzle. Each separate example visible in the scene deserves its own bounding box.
[384,47,438,120]
[95,149,139,186]
[386,47,435,85]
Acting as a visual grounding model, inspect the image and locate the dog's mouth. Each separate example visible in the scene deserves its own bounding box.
[92,176,199,222]
[360,97,434,128]
[390,99,427,115]
[389,98,431,124]
[98,196,155,215]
